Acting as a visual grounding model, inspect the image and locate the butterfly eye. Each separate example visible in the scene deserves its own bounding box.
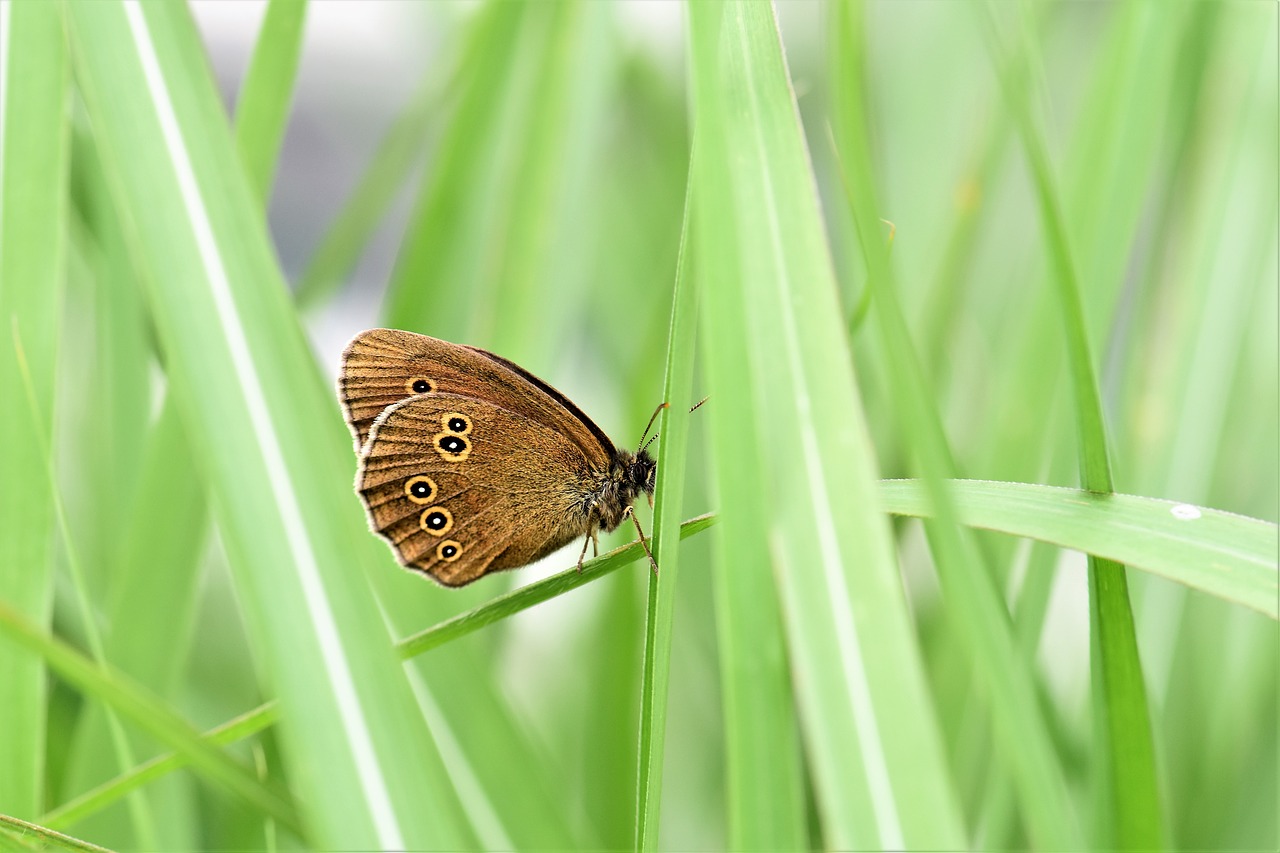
[404,476,437,504]
[442,413,472,434]
[433,433,471,461]
[437,540,462,562]
[406,377,435,395]
[419,507,454,536]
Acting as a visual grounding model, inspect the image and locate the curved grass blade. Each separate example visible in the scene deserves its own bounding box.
[880,480,1278,618]
[45,515,718,831]
[0,599,301,837]
[383,0,610,359]
[41,703,280,832]
[399,515,717,659]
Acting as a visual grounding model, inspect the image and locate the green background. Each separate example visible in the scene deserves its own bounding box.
[0,1,1275,850]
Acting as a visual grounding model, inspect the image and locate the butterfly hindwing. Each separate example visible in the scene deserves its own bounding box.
[357,392,596,586]
[340,329,615,465]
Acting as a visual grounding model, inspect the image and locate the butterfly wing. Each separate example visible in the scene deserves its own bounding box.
[340,329,615,465]
[357,392,595,586]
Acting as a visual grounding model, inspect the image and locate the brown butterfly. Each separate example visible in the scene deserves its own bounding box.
[339,329,661,586]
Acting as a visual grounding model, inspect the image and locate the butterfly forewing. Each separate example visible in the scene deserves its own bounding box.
[341,329,615,465]
[357,393,595,586]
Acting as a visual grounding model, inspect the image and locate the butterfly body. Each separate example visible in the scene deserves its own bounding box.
[340,329,656,586]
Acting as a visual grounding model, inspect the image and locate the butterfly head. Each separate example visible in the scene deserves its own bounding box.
[625,447,657,497]
[587,448,657,535]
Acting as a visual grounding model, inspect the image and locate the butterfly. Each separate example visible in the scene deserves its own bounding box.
[339,329,661,586]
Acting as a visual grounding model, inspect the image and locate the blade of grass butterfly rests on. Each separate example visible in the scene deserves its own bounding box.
[0,0,67,821]
[65,2,476,847]
[829,1,1080,846]
[40,516,719,833]
[981,2,1163,846]
[688,2,965,848]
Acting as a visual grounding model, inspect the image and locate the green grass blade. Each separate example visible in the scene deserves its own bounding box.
[45,515,718,832]
[982,2,1164,845]
[692,77,808,853]
[398,515,717,659]
[233,0,307,207]
[0,815,111,853]
[0,600,300,836]
[634,170,699,851]
[41,703,280,832]
[60,395,206,847]
[880,480,1278,618]
[65,2,476,847]
[293,77,435,308]
[830,1,1080,844]
[383,0,611,359]
[368,4,630,846]
[61,127,200,849]
[689,2,965,847]
[0,0,67,821]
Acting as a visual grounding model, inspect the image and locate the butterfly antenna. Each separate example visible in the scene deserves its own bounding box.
[637,402,668,449]
[689,396,709,414]
[640,431,660,455]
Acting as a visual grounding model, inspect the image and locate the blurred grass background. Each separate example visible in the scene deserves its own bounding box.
[0,0,1275,850]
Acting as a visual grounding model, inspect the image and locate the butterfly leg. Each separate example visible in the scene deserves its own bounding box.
[624,506,659,576]
[577,509,602,574]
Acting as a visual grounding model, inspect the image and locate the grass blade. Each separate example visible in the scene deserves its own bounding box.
[881,480,1278,618]
[45,515,718,831]
[0,600,300,836]
[41,703,280,832]
[830,1,1080,844]
[65,2,476,847]
[399,515,717,659]
[383,0,610,359]
[293,77,435,308]
[233,0,307,207]
[634,169,699,851]
[982,2,1164,844]
[689,2,965,847]
[0,0,67,821]
[0,815,111,853]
